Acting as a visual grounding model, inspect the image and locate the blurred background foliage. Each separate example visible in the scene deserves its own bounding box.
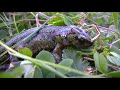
[0,12,120,78]
[0,12,119,39]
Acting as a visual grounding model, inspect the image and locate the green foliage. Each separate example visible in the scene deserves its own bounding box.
[23,63,43,78]
[5,49,93,78]
[94,52,108,74]
[0,30,8,39]
[48,13,74,26]
[20,50,57,78]
[35,50,56,78]
[0,66,24,78]
[36,50,55,63]
[48,15,65,26]
[107,71,120,78]
[106,52,120,66]
[107,55,120,66]
[18,47,32,57]
[62,15,74,25]
[110,52,120,58]
[1,12,120,78]
[62,48,90,76]
[57,59,73,74]
[112,12,118,29]
[110,46,120,54]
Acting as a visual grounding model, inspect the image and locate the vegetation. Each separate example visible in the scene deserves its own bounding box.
[0,12,120,78]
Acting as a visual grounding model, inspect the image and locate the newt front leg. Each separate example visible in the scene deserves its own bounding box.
[52,43,64,63]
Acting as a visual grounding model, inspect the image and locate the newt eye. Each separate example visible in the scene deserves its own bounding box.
[75,35,78,39]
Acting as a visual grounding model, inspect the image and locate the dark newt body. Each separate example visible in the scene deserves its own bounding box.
[0,25,93,63]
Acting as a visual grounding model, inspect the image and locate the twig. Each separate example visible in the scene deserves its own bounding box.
[35,12,50,27]
[98,26,120,36]
[83,57,94,61]
[78,12,88,26]
[13,13,19,34]
[109,39,120,48]
[83,57,120,70]
[108,64,120,70]
[38,12,50,19]
[91,24,101,42]
[30,12,36,17]
[35,13,41,27]
[31,12,50,27]
[8,13,13,36]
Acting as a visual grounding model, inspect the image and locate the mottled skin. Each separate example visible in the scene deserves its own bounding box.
[0,25,93,63]
[24,26,92,54]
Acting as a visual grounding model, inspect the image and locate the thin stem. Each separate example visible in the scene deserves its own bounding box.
[38,12,50,19]
[91,24,101,42]
[35,13,41,27]
[0,41,101,78]
[109,39,120,48]
[0,16,9,28]
[0,41,16,54]
[13,13,19,34]
[84,57,120,70]
[3,12,9,21]
[13,52,100,78]
[30,12,36,17]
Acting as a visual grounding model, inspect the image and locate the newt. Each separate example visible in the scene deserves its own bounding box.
[0,25,93,63]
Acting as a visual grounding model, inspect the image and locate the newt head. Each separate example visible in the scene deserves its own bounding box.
[70,26,93,48]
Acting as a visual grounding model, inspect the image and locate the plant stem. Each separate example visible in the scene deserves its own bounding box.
[0,41,101,78]
[13,13,19,34]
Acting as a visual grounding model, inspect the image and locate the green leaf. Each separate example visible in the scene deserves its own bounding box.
[94,52,108,74]
[24,65,43,78]
[112,12,118,29]
[102,37,112,42]
[24,64,35,78]
[107,71,120,78]
[18,47,32,57]
[0,66,24,78]
[40,69,55,78]
[36,50,55,63]
[62,48,90,76]
[33,66,43,78]
[48,15,65,26]
[20,61,43,78]
[0,22,14,28]
[110,46,120,54]
[106,55,120,66]
[96,18,103,24]
[0,30,8,39]
[0,73,14,78]
[48,13,74,26]
[71,14,81,22]
[17,23,26,32]
[110,52,120,59]
[62,15,74,25]
[57,59,73,74]
[10,66,24,78]
[35,50,55,78]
